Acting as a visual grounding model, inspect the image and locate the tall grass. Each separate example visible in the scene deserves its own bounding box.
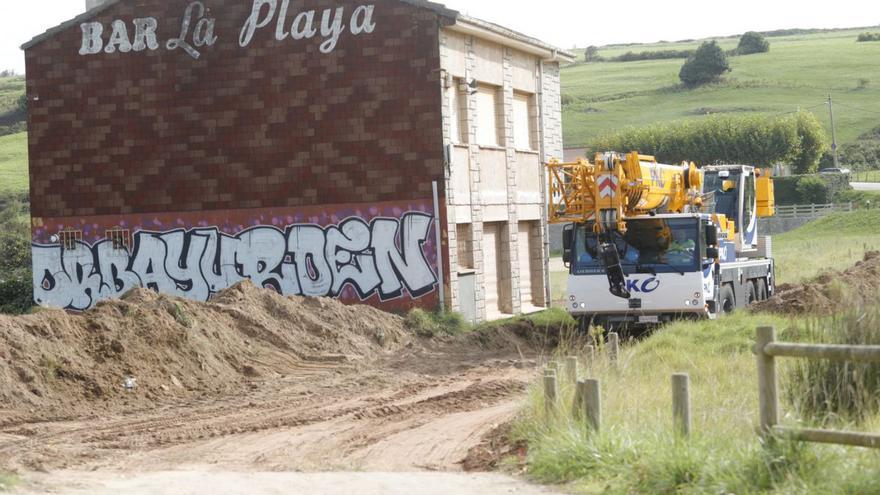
[510,312,880,494]
[787,304,880,423]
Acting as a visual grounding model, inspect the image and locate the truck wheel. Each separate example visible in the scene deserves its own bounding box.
[719,284,735,315]
[746,281,757,304]
[757,278,769,301]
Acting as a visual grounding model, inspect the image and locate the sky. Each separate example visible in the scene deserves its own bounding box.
[0,0,876,74]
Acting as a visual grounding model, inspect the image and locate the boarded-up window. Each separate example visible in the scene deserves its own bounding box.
[476,85,502,147]
[449,80,468,144]
[457,223,474,269]
[513,92,535,150]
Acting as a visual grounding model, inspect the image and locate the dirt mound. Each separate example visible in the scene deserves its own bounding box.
[753,251,880,315]
[0,281,410,424]
[461,422,526,472]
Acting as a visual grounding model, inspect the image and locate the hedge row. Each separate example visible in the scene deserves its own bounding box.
[773,173,851,205]
[589,112,827,173]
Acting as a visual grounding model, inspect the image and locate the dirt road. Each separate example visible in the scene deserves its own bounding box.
[1,324,561,493]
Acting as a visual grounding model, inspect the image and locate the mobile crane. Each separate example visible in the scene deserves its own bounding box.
[548,151,776,329]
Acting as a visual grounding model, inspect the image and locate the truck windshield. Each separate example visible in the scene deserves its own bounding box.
[704,170,741,225]
[572,218,700,275]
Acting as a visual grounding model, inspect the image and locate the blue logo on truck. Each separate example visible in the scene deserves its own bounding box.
[626,278,660,293]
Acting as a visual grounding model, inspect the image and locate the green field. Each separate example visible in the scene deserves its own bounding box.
[563,28,880,147]
[0,76,24,115]
[0,132,28,195]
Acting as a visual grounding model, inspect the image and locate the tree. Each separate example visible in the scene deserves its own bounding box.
[788,111,827,174]
[679,41,730,87]
[737,31,770,55]
[584,45,601,62]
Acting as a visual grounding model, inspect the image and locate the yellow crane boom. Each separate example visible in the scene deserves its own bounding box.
[547,151,704,232]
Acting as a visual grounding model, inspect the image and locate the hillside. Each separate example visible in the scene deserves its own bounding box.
[0,132,27,195]
[563,28,880,147]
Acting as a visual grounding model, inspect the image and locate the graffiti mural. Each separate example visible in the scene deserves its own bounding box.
[32,211,438,311]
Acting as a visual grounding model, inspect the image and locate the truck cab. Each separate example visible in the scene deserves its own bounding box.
[565,214,719,327]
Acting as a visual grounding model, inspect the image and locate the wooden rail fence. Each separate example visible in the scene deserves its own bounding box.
[755,326,880,448]
[543,332,691,437]
[773,202,853,219]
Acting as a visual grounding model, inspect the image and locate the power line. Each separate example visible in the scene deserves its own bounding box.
[831,101,880,116]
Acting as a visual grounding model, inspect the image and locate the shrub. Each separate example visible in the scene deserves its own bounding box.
[794,176,829,204]
[679,41,730,87]
[787,306,880,423]
[405,308,468,337]
[610,49,692,62]
[589,111,826,168]
[856,32,880,42]
[0,193,32,314]
[736,31,770,55]
[584,45,601,62]
[789,112,827,174]
[820,125,880,170]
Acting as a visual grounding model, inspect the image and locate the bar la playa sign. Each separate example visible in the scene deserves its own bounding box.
[79,0,377,59]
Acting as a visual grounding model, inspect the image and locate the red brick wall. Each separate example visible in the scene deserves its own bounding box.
[25,0,448,219]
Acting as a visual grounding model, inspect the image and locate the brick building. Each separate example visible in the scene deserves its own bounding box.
[22,0,573,321]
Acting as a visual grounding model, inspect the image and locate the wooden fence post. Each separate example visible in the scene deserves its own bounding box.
[544,369,558,418]
[672,373,691,437]
[583,378,601,431]
[585,345,595,374]
[572,379,586,419]
[608,332,619,365]
[756,326,779,434]
[565,356,579,383]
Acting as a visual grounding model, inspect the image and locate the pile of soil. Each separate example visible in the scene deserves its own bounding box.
[753,251,880,315]
[0,281,411,423]
[461,422,527,472]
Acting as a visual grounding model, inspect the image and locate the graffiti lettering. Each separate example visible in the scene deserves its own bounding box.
[32,213,436,311]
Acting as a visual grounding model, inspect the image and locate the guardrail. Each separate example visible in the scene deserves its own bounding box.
[755,326,880,448]
[773,202,853,219]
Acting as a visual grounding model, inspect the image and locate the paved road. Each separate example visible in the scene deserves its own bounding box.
[852,182,880,191]
[14,471,564,495]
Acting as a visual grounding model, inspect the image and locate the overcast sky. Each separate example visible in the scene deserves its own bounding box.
[1,0,876,74]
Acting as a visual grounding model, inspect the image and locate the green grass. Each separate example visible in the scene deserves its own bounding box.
[0,132,28,195]
[563,28,880,148]
[512,311,880,494]
[0,76,24,115]
[774,210,880,284]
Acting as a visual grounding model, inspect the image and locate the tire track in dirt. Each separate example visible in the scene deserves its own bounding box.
[1,350,540,474]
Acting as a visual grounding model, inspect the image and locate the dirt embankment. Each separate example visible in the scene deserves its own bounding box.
[753,251,880,315]
[0,283,573,479]
[0,281,413,424]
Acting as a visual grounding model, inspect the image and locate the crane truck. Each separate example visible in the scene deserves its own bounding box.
[548,151,776,329]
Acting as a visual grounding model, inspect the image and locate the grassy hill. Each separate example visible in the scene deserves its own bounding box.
[0,132,27,196]
[563,28,880,148]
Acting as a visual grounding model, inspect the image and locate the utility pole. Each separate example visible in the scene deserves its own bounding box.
[828,94,840,168]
